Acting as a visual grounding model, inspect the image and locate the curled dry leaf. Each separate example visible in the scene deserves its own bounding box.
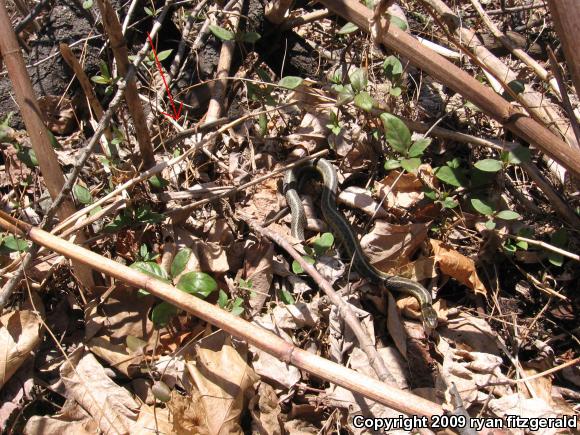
[56,347,139,434]
[436,336,510,408]
[243,238,274,316]
[325,347,408,434]
[270,300,321,329]
[360,220,428,271]
[248,381,283,435]
[430,239,487,296]
[439,313,500,355]
[186,333,259,435]
[250,317,301,388]
[375,170,424,209]
[338,186,389,219]
[0,307,43,390]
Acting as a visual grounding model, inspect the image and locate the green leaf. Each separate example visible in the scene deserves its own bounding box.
[291,256,315,274]
[144,6,154,16]
[278,76,303,90]
[484,219,496,230]
[380,113,411,153]
[91,75,110,85]
[390,15,408,31]
[471,197,495,216]
[337,22,359,34]
[336,85,355,105]
[241,31,261,43]
[17,147,38,168]
[82,0,93,9]
[99,61,110,80]
[46,129,61,149]
[218,289,229,308]
[230,305,244,316]
[139,244,149,259]
[1,235,29,252]
[171,248,192,278]
[151,302,178,327]
[496,210,521,220]
[130,261,170,282]
[156,49,173,62]
[474,158,503,172]
[408,138,431,158]
[547,253,564,267]
[434,165,465,187]
[313,232,334,256]
[384,159,402,170]
[446,158,461,169]
[441,197,459,208]
[176,272,217,298]
[353,91,374,111]
[389,86,402,97]
[383,55,403,80]
[516,239,528,250]
[423,188,438,200]
[503,241,517,254]
[400,157,421,173]
[505,146,531,164]
[73,184,92,205]
[349,68,367,93]
[209,25,235,41]
[135,206,164,224]
[279,288,295,305]
[148,175,169,189]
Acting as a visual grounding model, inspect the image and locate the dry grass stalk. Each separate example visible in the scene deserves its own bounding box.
[318,0,580,176]
[0,0,94,292]
[95,0,155,168]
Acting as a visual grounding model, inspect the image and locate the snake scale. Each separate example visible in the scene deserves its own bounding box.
[284,158,438,329]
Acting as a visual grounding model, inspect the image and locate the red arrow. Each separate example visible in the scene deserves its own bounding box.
[147,33,182,121]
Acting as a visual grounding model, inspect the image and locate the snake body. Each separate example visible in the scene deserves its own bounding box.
[284,158,438,329]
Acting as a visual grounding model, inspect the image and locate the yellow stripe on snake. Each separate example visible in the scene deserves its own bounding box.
[284,158,438,329]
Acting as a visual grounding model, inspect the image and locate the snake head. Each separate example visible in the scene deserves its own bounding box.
[421,304,438,330]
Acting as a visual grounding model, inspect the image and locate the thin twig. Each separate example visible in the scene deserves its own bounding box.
[509,235,579,261]
[241,216,399,385]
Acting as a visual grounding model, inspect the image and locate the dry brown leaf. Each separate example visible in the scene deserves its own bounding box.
[439,313,500,355]
[386,292,407,358]
[87,336,143,378]
[37,95,76,135]
[397,297,447,325]
[57,348,139,434]
[361,220,428,271]
[168,388,209,435]
[248,381,283,435]
[0,307,43,389]
[84,286,155,344]
[0,358,34,431]
[24,400,98,434]
[430,239,487,296]
[375,170,424,209]
[132,404,174,435]
[186,333,259,435]
[243,238,274,315]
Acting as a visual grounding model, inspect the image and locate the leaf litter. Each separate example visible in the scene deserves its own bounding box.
[0,0,578,433]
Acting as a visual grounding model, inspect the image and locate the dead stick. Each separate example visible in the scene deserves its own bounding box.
[0,210,444,417]
[317,0,580,177]
[242,216,399,385]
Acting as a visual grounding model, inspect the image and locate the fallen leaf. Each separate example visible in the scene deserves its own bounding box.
[430,239,487,296]
[57,348,139,434]
[376,170,424,209]
[338,186,389,219]
[248,381,283,435]
[186,332,258,435]
[438,313,500,355]
[243,238,274,315]
[0,307,43,389]
[361,220,428,271]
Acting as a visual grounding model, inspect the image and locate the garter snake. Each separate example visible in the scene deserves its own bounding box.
[284,158,438,329]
